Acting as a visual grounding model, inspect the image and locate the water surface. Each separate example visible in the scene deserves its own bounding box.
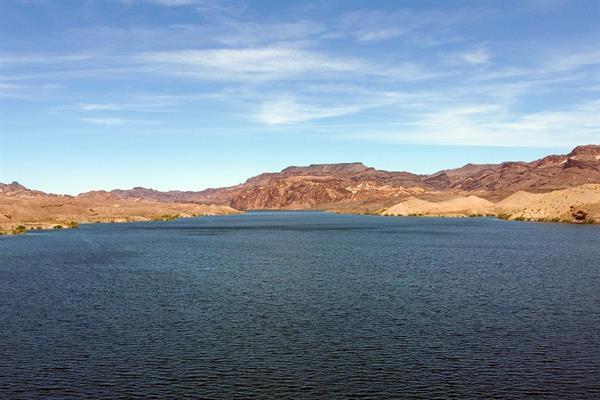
[1,212,599,398]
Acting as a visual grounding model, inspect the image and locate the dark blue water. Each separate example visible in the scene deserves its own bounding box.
[1,212,599,399]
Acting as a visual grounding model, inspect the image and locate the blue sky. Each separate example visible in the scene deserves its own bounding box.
[1,0,598,194]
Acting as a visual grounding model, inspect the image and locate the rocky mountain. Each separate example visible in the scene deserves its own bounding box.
[212,145,600,210]
[6,145,598,212]
[75,162,428,209]
[0,181,55,198]
[2,145,599,231]
[436,145,600,195]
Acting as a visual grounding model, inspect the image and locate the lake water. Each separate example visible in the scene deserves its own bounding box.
[1,212,599,399]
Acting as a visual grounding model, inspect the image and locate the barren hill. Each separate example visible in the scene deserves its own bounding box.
[2,144,599,231]
[381,184,600,223]
[383,196,496,217]
[446,145,600,194]
[83,145,598,211]
[0,193,239,234]
[498,184,600,223]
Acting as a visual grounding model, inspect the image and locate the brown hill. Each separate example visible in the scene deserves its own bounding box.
[3,144,598,222]
[497,184,600,223]
[0,194,239,233]
[447,145,600,194]
[82,162,427,210]
[225,145,599,210]
[0,181,55,198]
[383,196,496,217]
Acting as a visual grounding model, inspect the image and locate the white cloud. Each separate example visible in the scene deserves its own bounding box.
[137,47,366,80]
[214,20,325,46]
[137,0,222,7]
[256,98,367,125]
[336,8,486,43]
[0,81,61,99]
[445,47,492,65]
[149,0,198,5]
[82,117,125,126]
[73,98,182,112]
[78,103,124,111]
[133,0,246,15]
[549,48,600,72]
[0,52,98,65]
[346,101,599,147]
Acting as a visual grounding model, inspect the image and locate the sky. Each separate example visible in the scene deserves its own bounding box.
[0,0,599,194]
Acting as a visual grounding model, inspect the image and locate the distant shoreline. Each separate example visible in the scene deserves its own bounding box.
[3,208,598,237]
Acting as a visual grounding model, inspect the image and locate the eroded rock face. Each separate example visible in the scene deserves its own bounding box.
[227,145,600,210]
[231,177,352,210]
[0,182,51,198]
[449,145,600,192]
[3,145,599,213]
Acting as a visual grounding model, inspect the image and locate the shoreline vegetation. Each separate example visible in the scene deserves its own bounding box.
[0,213,239,236]
[1,215,208,235]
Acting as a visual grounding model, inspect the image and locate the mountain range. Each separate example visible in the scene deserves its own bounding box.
[1,145,599,232]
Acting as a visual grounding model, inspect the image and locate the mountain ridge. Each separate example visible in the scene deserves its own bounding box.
[3,144,599,210]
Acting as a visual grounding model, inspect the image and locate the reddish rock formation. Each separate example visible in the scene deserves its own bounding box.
[5,145,599,212]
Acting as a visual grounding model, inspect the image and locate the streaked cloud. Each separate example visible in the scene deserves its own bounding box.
[82,117,125,126]
[345,101,599,147]
[135,47,367,80]
[1,0,598,150]
[445,47,492,65]
[256,98,370,125]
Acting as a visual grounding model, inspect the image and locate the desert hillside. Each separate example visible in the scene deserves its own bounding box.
[2,145,599,232]
[496,184,600,223]
[383,196,496,217]
[381,184,600,223]
[0,194,239,234]
[71,145,600,210]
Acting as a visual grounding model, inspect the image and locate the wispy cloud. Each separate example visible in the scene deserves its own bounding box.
[255,98,371,125]
[345,101,599,147]
[133,0,246,16]
[136,47,367,80]
[2,0,597,150]
[82,117,125,126]
[145,0,199,5]
[445,47,492,65]
[335,8,487,43]
[0,52,98,65]
[0,81,61,99]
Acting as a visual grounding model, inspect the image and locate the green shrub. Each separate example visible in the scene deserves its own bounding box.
[153,214,179,221]
[12,225,27,234]
[53,225,63,229]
